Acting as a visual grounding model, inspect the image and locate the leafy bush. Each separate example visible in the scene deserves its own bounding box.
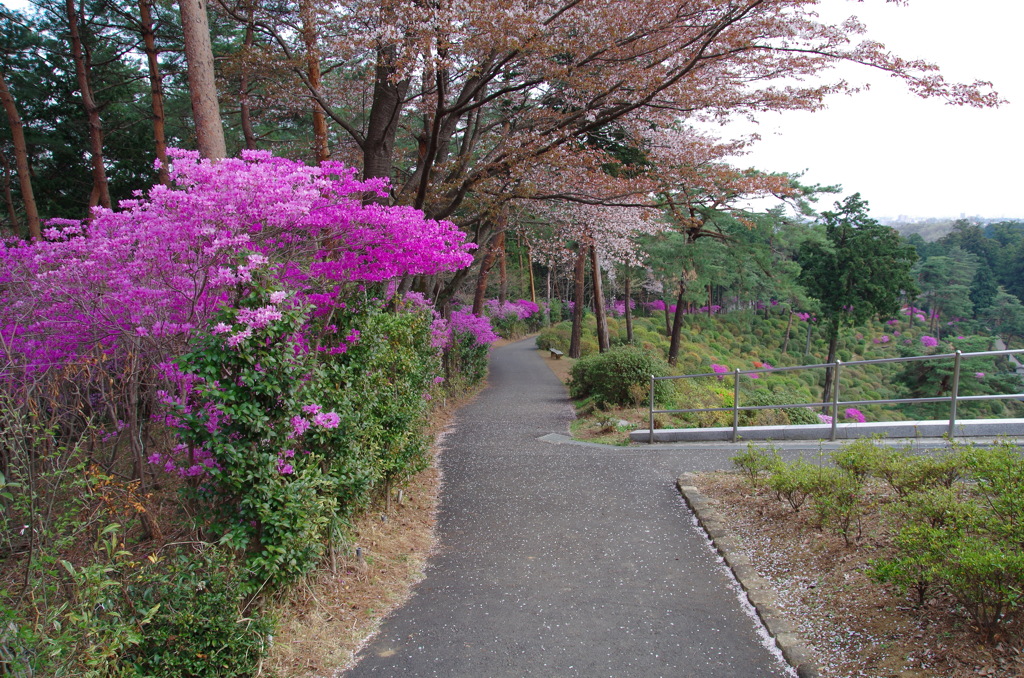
[731,444,782,487]
[536,324,570,352]
[807,467,864,544]
[128,548,272,677]
[871,442,1024,639]
[0,525,165,677]
[569,345,673,407]
[766,457,821,512]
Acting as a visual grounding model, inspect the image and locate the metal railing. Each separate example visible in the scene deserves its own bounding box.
[647,348,1024,443]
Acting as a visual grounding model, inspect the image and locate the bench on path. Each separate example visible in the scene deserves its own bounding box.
[549,348,564,359]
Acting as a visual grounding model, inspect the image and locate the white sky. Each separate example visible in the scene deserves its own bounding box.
[720,0,1024,221]
[2,0,1019,220]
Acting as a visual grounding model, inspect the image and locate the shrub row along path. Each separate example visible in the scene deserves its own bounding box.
[346,337,796,677]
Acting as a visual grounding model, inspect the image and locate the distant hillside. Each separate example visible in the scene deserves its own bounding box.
[882,216,1024,242]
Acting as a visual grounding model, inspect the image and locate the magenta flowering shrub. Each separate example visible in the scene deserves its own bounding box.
[165,280,445,589]
[609,298,636,317]
[0,149,480,591]
[483,298,543,337]
[645,300,667,312]
[451,310,500,345]
[920,335,939,348]
[844,408,867,423]
[0,149,473,377]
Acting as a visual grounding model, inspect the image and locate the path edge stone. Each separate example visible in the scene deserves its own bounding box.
[677,472,822,678]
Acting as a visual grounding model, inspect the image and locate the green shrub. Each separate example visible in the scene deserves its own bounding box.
[731,444,782,487]
[569,345,673,407]
[831,437,893,481]
[808,467,864,544]
[579,338,599,357]
[128,548,272,677]
[767,458,820,512]
[871,442,1024,639]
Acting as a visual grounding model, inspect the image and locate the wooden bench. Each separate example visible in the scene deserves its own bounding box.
[549,348,564,359]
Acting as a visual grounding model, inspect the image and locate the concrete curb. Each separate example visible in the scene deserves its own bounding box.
[677,472,821,678]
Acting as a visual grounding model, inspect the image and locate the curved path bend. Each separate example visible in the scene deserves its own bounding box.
[346,338,794,678]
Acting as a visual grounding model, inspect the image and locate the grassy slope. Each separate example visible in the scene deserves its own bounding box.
[538,308,1023,442]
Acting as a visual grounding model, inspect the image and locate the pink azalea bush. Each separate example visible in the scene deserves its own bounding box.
[844,408,866,423]
[0,149,480,591]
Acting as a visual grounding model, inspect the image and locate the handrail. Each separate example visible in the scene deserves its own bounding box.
[647,347,1024,443]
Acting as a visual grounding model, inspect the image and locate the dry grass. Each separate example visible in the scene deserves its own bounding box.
[263,465,441,676]
[262,383,480,677]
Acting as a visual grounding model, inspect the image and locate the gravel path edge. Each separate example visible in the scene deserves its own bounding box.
[677,472,822,678]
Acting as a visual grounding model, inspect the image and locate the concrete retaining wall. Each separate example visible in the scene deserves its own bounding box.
[630,419,1024,444]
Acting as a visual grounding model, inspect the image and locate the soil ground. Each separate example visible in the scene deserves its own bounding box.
[691,471,1024,678]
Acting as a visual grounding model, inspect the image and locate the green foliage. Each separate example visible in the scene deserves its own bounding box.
[798,194,919,333]
[174,283,443,591]
[446,331,490,389]
[807,467,863,544]
[0,526,160,677]
[731,444,781,487]
[869,442,1024,639]
[536,324,570,352]
[128,549,272,677]
[766,457,821,512]
[569,345,673,407]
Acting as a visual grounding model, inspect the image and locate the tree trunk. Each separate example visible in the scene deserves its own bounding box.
[568,247,586,358]
[497,228,507,305]
[590,245,608,352]
[667,284,687,365]
[782,309,794,354]
[544,266,551,325]
[238,8,257,150]
[668,264,697,365]
[0,149,18,234]
[0,71,39,239]
[299,0,329,162]
[624,275,633,344]
[821,325,840,413]
[179,0,227,159]
[472,216,505,315]
[138,0,168,184]
[66,0,111,209]
[363,46,409,187]
[527,243,537,303]
[804,322,813,355]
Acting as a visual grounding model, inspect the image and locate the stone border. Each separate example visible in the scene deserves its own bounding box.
[677,472,821,678]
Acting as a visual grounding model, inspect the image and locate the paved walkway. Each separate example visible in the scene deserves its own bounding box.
[346,338,795,677]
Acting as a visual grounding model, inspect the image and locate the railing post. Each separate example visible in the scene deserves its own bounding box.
[830,360,842,441]
[648,374,655,444]
[948,350,962,438]
[732,368,741,443]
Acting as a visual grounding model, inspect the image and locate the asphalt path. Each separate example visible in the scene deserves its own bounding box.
[345,337,798,678]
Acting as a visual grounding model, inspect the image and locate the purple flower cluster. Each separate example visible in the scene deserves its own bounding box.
[450,310,500,345]
[0,148,476,377]
[920,335,939,348]
[844,408,866,423]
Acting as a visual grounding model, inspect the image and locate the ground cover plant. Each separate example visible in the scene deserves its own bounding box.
[543,304,1023,444]
[693,438,1024,676]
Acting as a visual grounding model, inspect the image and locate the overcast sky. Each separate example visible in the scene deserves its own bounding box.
[720,0,1024,221]
[2,0,1020,221]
